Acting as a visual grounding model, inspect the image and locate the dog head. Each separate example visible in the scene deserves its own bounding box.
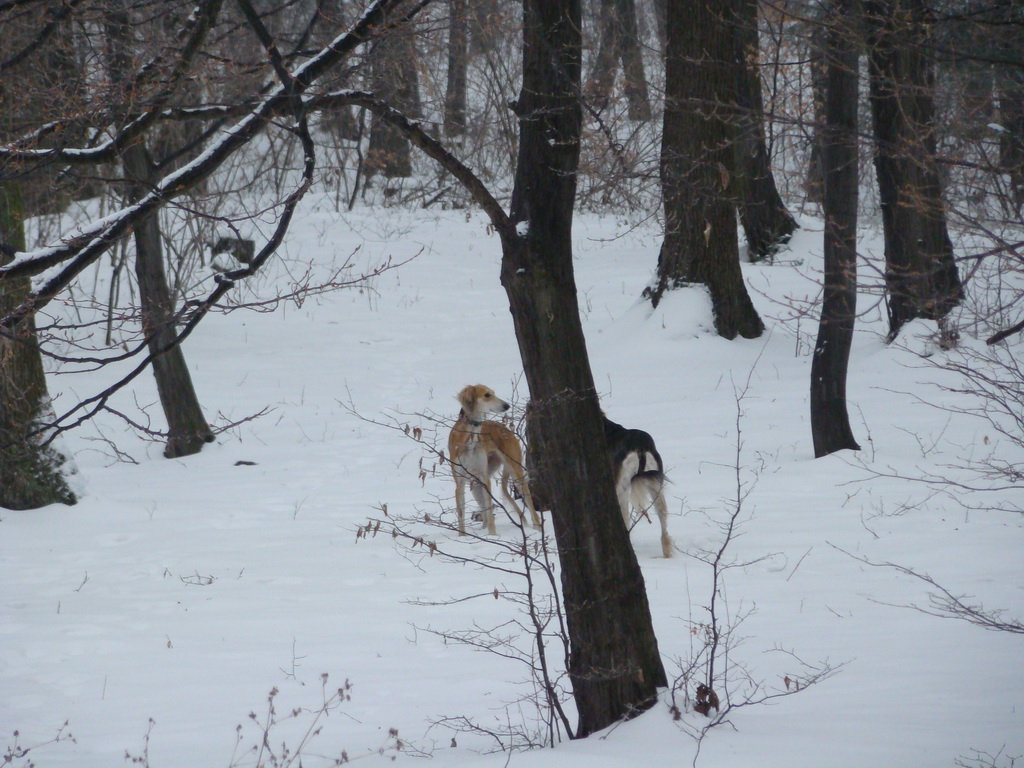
[457,384,511,418]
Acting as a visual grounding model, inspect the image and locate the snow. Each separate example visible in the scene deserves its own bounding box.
[2,204,1023,767]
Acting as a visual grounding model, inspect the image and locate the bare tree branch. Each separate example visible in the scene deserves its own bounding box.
[833,546,1024,635]
[0,0,432,329]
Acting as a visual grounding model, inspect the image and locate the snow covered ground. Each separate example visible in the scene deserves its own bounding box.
[2,203,1022,767]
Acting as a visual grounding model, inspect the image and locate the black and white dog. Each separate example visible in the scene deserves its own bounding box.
[603,415,673,558]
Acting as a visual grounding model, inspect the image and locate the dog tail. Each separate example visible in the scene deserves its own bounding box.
[634,448,664,482]
[634,469,664,485]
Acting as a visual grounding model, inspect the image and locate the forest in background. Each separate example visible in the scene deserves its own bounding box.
[2,0,1023,749]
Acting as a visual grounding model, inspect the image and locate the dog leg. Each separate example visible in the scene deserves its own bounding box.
[502,464,541,530]
[470,479,496,536]
[630,483,654,524]
[615,453,641,531]
[454,476,467,535]
[653,489,673,558]
[615,472,634,531]
[505,460,541,529]
[485,477,498,536]
[519,477,541,529]
[498,469,526,528]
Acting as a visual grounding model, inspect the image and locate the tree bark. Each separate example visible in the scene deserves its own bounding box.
[107,3,213,459]
[996,67,1024,211]
[616,0,651,121]
[804,4,829,205]
[1,182,78,509]
[865,0,962,340]
[367,22,422,179]
[648,0,764,340]
[444,0,469,138]
[122,146,214,458]
[733,0,798,262]
[0,14,79,509]
[811,0,861,458]
[587,0,651,120]
[504,0,667,737]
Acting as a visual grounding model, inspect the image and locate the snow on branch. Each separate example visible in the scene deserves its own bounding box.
[0,0,431,329]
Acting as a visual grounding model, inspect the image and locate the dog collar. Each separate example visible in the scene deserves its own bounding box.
[460,409,483,427]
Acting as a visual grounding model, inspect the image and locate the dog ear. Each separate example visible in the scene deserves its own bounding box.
[457,386,475,413]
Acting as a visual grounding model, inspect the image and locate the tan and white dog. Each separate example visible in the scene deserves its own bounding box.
[447,384,541,536]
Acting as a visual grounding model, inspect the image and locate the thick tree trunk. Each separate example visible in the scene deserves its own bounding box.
[505,0,666,738]
[811,0,861,458]
[1,183,78,509]
[865,0,962,340]
[648,0,764,340]
[734,0,798,261]
[1,14,80,507]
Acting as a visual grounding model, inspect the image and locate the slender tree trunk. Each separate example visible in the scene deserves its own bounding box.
[316,0,361,142]
[367,23,422,179]
[444,0,469,138]
[588,0,651,120]
[504,0,666,737]
[122,147,214,458]
[811,0,861,458]
[651,0,667,50]
[734,0,798,261]
[648,0,764,340]
[865,0,962,340]
[997,67,1024,211]
[1,183,78,509]
[106,3,213,459]
[804,5,829,205]
[617,0,651,121]
[589,0,620,108]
